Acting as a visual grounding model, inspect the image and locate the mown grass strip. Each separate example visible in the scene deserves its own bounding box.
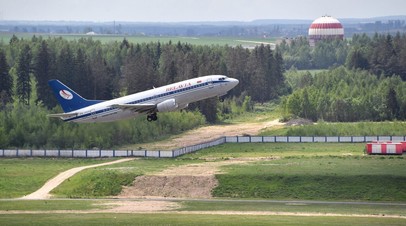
[0,200,103,211]
[2,199,405,216]
[181,143,366,159]
[179,200,406,216]
[260,121,406,136]
[213,156,406,201]
[0,213,404,226]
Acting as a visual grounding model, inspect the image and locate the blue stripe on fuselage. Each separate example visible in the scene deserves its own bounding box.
[64,80,228,122]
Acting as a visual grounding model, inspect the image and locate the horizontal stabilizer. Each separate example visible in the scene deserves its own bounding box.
[47,112,78,118]
[111,104,156,113]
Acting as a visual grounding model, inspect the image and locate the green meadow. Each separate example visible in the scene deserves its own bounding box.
[0,32,276,46]
[0,213,404,226]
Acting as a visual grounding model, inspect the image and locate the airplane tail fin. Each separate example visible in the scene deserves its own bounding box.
[48,80,103,112]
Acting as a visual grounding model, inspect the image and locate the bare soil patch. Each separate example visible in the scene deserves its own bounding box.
[119,175,217,198]
[118,160,253,199]
[97,200,181,212]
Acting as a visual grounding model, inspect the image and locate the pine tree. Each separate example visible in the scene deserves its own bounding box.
[386,86,399,120]
[9,34,19,45]
[73,48,92,99]
[56,44,74,85]
[124,45,156,94]
[33,40,54,108]
[346,47,369,70]
[89,48,117,99]
[225,46,249,97]
[16,44,32,105]
[247,45,268,103]
[0,49,13,107]
[159,44,178,84]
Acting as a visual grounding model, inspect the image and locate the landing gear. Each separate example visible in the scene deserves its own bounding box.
[219,97,225,102]
[147,113,158,122]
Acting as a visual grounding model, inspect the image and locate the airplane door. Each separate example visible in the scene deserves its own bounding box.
[208,78,214,88]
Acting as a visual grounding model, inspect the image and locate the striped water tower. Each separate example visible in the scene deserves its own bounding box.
[308,15,344,46]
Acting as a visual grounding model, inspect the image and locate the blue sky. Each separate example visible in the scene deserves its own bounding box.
[1,0,406,22]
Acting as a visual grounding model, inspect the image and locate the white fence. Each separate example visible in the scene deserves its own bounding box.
[0,149,174,158]
[225,136,406,143]
[1,136,405,158]
[172,137,226,157]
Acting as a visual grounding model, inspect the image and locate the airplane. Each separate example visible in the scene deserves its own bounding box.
[48,75,239,123]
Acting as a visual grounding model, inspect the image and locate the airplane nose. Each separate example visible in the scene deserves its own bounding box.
[230,78,239,86]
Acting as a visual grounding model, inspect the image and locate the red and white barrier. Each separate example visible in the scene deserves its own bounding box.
[366,142,404,155]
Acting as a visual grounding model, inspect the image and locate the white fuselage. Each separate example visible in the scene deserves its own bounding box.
[63,75,238,123]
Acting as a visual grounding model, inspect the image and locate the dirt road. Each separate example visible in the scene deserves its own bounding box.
[20,158,135,200]
[142,119,284,150]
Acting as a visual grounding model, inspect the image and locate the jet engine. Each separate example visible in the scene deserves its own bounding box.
[157,99,178,112]
[178,103,189,110]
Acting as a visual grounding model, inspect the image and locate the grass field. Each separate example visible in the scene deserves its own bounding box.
[1,213,404,226]
[0,157,198,198]
[0,158,112,198]
[184,143,406,201]
[0,32,277,46]
[0,200,103,211]
[3,143,405,201]
[51,158,198,198]
[260,121,406,136]
[3,143,402,202]
[0,199,404,216]
[0,199,405,225]
[181,142,366,159]
[213,156,406,201]
[179,200,406,216]
[1,143,405,225]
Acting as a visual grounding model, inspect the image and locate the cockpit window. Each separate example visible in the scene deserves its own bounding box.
[219,77,227,81]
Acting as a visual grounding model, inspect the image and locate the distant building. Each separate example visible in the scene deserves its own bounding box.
[308,16,344,46]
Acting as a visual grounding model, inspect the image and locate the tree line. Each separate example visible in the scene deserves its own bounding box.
[346,33,406,80]
[282,67,406,122]
[279,32,406,76]
[0,35,285,120]
[278,37,349,70]
[3,32,406,148]
[280,32,406,122]
[0,35,285,148]
[0,104,205,149]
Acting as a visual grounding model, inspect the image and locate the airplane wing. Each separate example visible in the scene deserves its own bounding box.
[111,104,156,113]
[48,112,78,118]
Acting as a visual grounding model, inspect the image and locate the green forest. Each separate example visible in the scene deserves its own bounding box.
[0,35,284,149]
[1,32,406,149]
[281,33,406,122]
